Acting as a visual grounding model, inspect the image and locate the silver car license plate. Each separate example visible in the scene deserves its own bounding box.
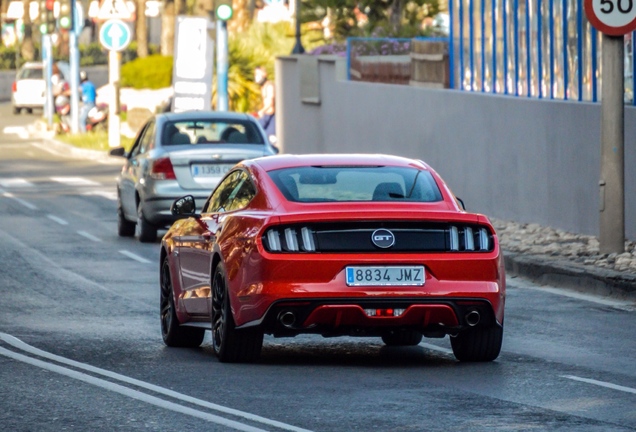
[191,164,234,177]
[345,266,425,286]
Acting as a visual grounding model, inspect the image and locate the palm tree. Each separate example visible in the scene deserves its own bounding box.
[228,0,250,34]
[161,0,175,55]
[136,0,149,57]
[20,0,35,62]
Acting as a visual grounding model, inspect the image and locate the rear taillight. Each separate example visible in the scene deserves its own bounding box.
[150,157,176,180]
[12,81,17,93]
[449,226,491,251]
[264,226,316,252]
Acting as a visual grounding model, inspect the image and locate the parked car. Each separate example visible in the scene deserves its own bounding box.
[109,111,278,243]
[160,154,506,363]
[12,61,69,114]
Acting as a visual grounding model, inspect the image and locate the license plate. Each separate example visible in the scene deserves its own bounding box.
[191,164,234,177]
[346,266,425,286]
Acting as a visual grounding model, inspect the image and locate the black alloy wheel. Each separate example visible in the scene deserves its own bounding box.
[160,257,205,347]
[211,263,263,363]
[137,201,158,243]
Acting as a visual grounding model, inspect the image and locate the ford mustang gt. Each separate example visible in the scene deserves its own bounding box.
[160,154,505,363]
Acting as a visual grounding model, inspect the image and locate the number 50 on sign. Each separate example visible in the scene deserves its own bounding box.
[585,0,636,35]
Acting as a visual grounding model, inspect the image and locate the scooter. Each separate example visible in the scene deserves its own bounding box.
[53,97,108,133]
[85,105,108,132]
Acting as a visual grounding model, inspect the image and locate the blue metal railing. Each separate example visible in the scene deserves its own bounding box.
[448,0,635,104]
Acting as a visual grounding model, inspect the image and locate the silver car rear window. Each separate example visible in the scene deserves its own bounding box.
[268,166,443,203]
[163,120,264,146]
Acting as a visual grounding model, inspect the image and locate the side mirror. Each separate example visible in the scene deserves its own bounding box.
[171,195,198,217]
[109,147,126,157]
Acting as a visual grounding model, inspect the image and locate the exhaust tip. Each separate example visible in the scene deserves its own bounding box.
[465,310,481,327]
[278,311,296,329]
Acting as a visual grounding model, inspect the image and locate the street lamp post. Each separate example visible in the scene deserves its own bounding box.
[291,0,304,54]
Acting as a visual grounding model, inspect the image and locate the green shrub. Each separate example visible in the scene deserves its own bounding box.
[120,54,173,89]
[79,42,108,66]
[0,46,19,70]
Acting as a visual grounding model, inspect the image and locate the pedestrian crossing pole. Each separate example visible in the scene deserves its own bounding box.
[70,0,81,134]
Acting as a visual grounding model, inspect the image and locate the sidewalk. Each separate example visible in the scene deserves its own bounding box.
[27,120,125,165]
[495,220,636,300]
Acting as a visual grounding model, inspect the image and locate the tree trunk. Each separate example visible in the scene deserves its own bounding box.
[161,0,175,56]
[21,0,35,62]
[228,0,249,34]
[174,0,184,15]
[388,0,404,31]
[136,0,149,57]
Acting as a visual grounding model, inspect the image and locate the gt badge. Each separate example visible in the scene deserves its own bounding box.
[371,229,395,248]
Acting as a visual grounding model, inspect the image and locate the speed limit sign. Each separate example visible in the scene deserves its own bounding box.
[585,0,636,35]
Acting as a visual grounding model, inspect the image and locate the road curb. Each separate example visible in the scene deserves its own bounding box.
[504,252,636,300]
[27,123,124,165]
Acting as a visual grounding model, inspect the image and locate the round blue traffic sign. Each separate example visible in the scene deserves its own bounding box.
[99,19,132,52]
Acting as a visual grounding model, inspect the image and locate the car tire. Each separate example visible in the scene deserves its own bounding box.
[137,202,157,243]
[381,330,423,346]
[211,263,263,363]
[117,199,135,237]
[13,107,21,115]
[450,325,503,362]
[160,257,205,348]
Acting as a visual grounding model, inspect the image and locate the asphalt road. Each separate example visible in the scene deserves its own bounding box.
[1,103,635,432]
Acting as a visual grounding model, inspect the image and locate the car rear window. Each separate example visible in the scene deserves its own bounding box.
[162,120,264,146]
[18,67,43,80]
[268,166,443,203]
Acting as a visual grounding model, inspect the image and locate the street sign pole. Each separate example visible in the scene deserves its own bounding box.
[43,34,54,128]
[108,50,121,148]
[216,20,228,111]
[99,19,132,146]
[70,0,80,134]
[584,0,635,254]
[599,34,625,253]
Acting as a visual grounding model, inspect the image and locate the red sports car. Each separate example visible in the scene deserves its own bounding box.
[160,154,505,363]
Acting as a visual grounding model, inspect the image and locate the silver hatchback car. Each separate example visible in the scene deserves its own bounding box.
[110,111,278,242]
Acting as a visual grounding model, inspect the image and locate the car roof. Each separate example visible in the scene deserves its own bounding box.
[248,154,430,171]
[20,62,43,69]
[156,111,253,123]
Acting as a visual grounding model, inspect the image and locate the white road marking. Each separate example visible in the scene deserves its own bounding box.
[1,190,38,210]
[562,375,636,395]
[77,231,102,242]
[420,342,453,355]
[0,346,268,432]
[119,250,152,264]
[50,176,101,186]
[2,126,29,138]
[0,332,313,432]
[0,178,34,188]
[47,214,69,225]
[512,280,635,311]
[82,190,118,201]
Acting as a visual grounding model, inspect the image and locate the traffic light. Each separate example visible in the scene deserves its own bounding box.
[59,0,72,30]
[215,0,233,21]
[39,0,56,34]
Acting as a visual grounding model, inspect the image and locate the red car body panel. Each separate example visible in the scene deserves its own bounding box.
[162,154,505,339]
